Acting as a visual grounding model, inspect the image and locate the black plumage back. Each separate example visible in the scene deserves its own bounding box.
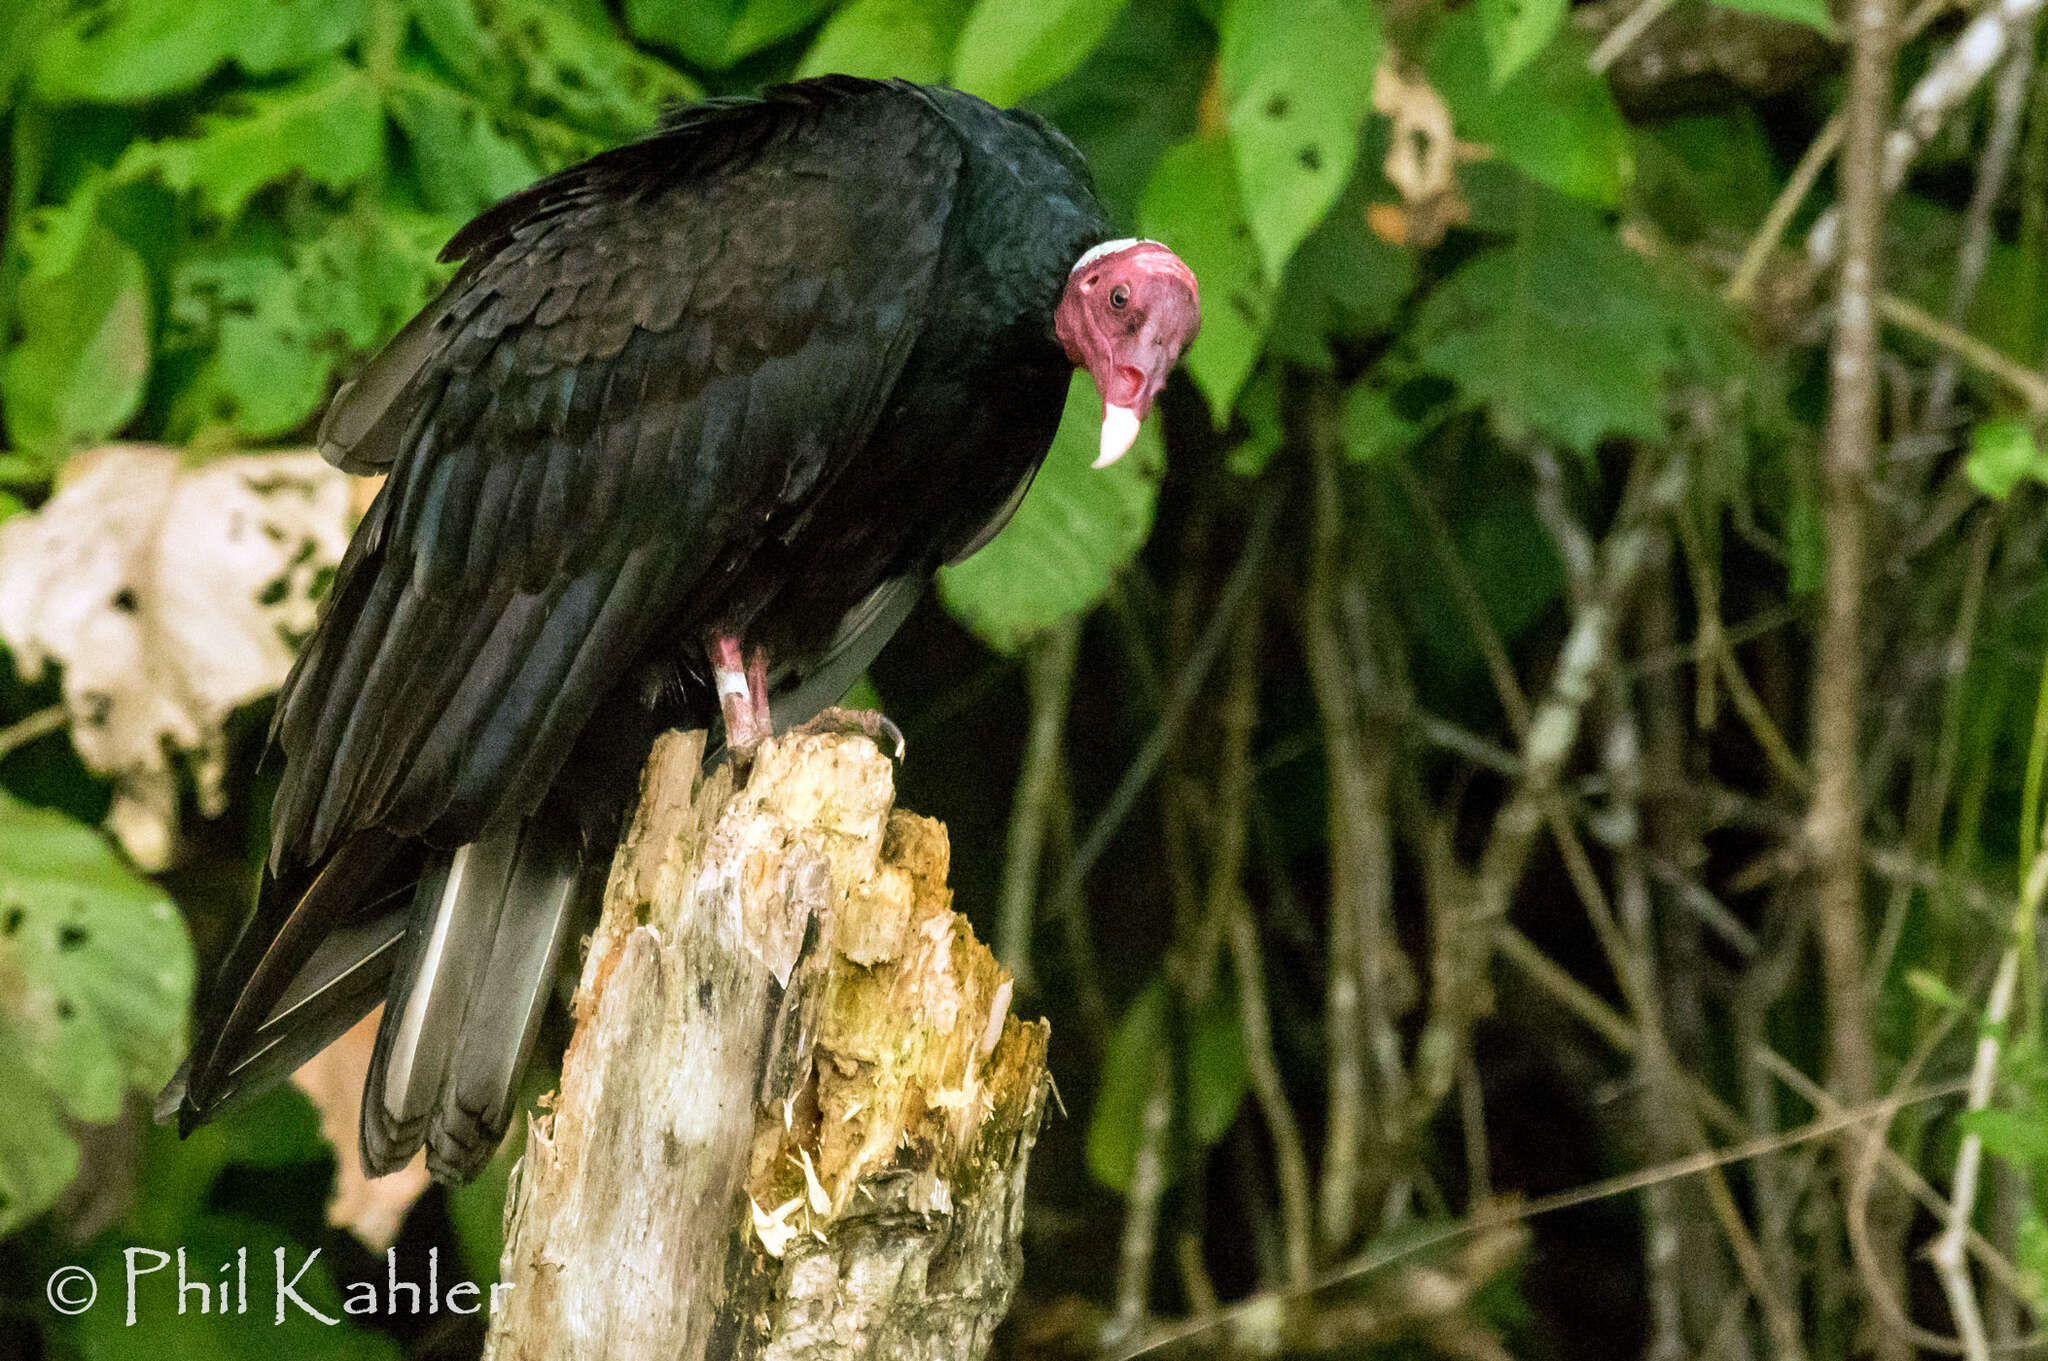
[169,76,1113,1181]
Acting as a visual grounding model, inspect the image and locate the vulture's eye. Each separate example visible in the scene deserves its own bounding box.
[1109,285,1130,309]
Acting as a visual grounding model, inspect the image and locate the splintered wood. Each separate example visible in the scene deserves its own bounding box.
[483,730,1050,1361]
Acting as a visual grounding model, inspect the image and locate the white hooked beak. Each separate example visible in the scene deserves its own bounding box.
[1094,405,1142,469]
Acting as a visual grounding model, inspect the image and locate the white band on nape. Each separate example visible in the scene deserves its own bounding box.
[1070,237,1160,275]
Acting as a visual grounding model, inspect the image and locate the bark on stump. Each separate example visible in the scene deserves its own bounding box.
[482,729,1049,1361]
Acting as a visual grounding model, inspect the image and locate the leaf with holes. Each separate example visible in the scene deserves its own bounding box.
[953,0,1132,106]
[1141,136,1270,424]
[0,792,191,1234]
[0,446,352,868]
[33,0,363,102]
[112,65,382,221]
[1219,0,1380,280]
[939,374,1161,653]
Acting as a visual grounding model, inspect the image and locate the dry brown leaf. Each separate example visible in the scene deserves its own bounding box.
[0,445,351,868]
[291,1008,430,1251]
[1371,55,1490,248]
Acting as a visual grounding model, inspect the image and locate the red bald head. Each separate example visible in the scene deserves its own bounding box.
[1055,239,1200,467]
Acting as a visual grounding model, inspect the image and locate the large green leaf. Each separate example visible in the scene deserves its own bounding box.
[0,793,192,1234]
[799,0,973,80]
[1411,187,1676,453]
[113,67,382,221]
[953,0,1132,108]
[1,220,150,453]
[1086,977,1170,1192]
[938,374,1162,653]
[1218,0,1380,281]
[497,0,699,143]
[1479,0,1566,85]
[1140,136,1269,424]
[1264,177,1415,371]
[34,0,364,103]
[1428,9,1629,207]
[1028,0,1212,224]
[623,0,833,69]
[386,82,540,219]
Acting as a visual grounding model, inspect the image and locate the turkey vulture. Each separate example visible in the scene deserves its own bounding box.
[163,76,1200,1184]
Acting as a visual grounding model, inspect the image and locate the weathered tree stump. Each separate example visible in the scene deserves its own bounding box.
[482,729,1049,1361]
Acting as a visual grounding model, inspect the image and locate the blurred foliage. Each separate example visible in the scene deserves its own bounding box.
[6,0,2048,1357]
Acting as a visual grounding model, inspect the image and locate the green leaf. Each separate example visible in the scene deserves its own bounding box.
[114,67,382,221]
[1,221,150,453]
[1967,418,2048,500]
[953,0,1131,107]
[1027,0,1213,225]
[498,0,700,142]
[1183,983,1247,1148]
[167,253,331,440]
[1341,383,1418,462]
[1086,977,1169,1192]
[1428,10,1629,207]
[1707,0,1834,34]
[1479,0,1566,85]
[799,0,973,80]
[1140,137,1269,423]
[1960,1107,2048,1167]
[1411,188,1675,454]
[34,0,364,103]
[0,793,192,1234]
[939,374,1162,653]
[388,82,541,219]
[624,0,833,70]
[1264,187,1415,370]
[1218,0,1380,280]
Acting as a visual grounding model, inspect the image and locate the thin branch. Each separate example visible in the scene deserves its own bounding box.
[0,705,65,763]
[998,617,1082,995]
[1922,31,2036,431]
[1053,479,1284,916]
[1814,0,1906,1348]
[1106,1082,1972,1361]
[1930,846,2048,1361]
[1879,291,2048,411]
[1808,0,2043,267]
[1587,0,1683,73]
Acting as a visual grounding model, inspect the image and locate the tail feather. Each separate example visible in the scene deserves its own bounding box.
[363,816,589,1182]
[169,832,408,1130]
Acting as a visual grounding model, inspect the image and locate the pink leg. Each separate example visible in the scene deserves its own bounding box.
[707,632,771,756]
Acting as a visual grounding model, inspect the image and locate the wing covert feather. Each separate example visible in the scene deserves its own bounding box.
[275,84,962,867]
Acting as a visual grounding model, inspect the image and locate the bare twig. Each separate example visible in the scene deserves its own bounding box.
[1809,0,2043,267]
[1879,292,2048,411]
[999,618,1082,995]
[1303,391,1405,1254]
[1930,846,2048,1360]
[1813,0,1906,1347]
[0,704,65,763]
[1106,1082,1972,1361]
[1922,32,2036,430]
